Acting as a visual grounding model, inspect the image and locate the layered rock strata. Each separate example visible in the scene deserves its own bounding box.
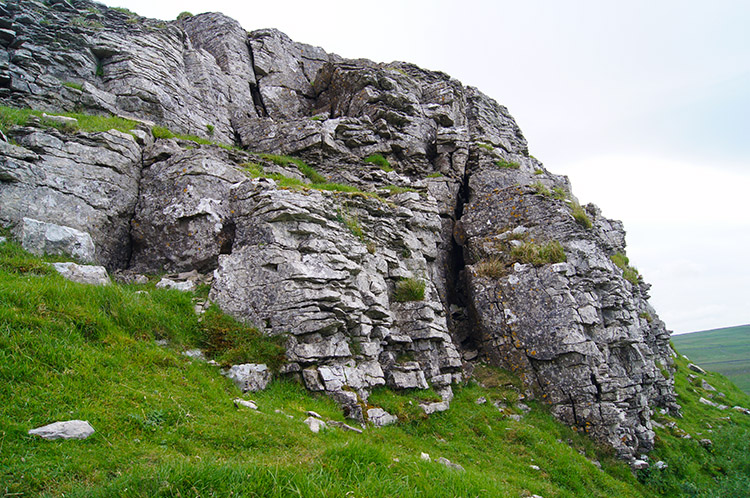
[0,0,677,459]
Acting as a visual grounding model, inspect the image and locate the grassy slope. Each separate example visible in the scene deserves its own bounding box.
[1,241,749,497]
[672,325,750,394]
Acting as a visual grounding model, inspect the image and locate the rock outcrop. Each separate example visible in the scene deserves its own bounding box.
[0,0,677,460]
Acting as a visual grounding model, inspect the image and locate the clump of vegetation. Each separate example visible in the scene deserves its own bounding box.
[177,11,194,20]
[476,142,494,152]
[206,124,215,136]
[571,202,592,229]
[610,252,640,285]
[426,172,444,178]
[639,311,653,323]
[551,186,567,200]
[200,305,286,369]
[151,124,238,150]
[475,256,505,278]
[259,153,327,184]
[510,240,566,266]
[62,81,83,91]
[531,182,551,197]
[496,159,521,169]
[337,209,365,241]
[364,154,392,172]
[392,277,426,302]
[0,105,139,136]
[534,168,544,175]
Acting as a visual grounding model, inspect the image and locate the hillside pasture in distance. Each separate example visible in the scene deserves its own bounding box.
[673,325,750,394]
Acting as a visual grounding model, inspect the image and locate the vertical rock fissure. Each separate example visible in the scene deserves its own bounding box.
[245,40,268,117]
[124,146,146,270]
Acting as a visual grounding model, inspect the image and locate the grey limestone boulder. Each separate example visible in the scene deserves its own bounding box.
[51,262,110,286]
[367,407,398,427]
[20,218,95,263]
[223,363,272,392]
[28,420,95,440]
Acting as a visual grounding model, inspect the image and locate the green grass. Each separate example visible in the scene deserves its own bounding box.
[673,325,750,394]
[531,181,551,197]
[571,202,592,229]
[392,277,426,302]
[259,153,327,184]
[364,154,392,172]
[337,209,365,242]
[4,242,750,496]
[0,105,139,135]
[496,159,521,169]
[510,240,566,266]
[610,252,639,285]
[62,81,84,91]
[635,351,750,497]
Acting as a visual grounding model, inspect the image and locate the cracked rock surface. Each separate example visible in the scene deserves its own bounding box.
[0,0,678,458]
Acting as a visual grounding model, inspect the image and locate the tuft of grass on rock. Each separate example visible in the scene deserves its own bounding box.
[392,277,426,302]
[365,154,393,172]
[610,252,640,285]
[571,202,593,229]
[510,240,566,266]
[0,105,139,136]
[496,159,521,170]
[475,256,505,278]
[259,153,327,183]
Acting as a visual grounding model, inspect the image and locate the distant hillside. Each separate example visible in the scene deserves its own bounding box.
[673,325,750,394]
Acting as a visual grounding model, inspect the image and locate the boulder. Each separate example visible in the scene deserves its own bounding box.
[20,218,95,263]
[28,420,95,440]
[51,262,110,286]
[223,363,272,392]
[367,408,398,427]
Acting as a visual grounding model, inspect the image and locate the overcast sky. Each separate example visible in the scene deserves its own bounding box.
[102,0,750,334]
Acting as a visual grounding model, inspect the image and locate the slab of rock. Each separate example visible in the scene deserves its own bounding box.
[28,420,95,440]
[367,407,398,427]
[20,218,96,263]
[303,416,327,433]
[437,456,465,471]
[234,398,258,410]
[51,262,110,286]
[701,379,716,391]
[156,277,196,292]
[223,363,271,392]
[631,459,649,470]
[688,363,707,374]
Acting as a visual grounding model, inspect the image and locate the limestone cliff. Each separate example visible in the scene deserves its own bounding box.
[0,0,678,459]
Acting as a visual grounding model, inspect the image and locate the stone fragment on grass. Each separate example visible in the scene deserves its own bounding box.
[420,400,449,415]
[223,363,271,392]
[688,363,707,374]
[732,406,750,415]
[327,420,363,433]
[156,277,195,292]
[306,410,323,419]
[437,456,465,471]
[234,398,258,410]
[21,218,96,263]
[701,379,716,391]
[420,452,431,462]
[367,407,397,427]
[304,416,326,433]
[654,460,668,470]
[28,420,95,440]
[631,459,649,470]
[51,262,110,285]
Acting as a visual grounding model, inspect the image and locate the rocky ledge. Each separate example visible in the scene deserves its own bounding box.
[0,0,678,459]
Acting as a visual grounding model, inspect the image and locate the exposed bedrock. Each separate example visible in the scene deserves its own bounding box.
[0,0,678,457]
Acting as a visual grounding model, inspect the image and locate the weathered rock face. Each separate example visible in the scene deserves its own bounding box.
[0,0,677,459]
